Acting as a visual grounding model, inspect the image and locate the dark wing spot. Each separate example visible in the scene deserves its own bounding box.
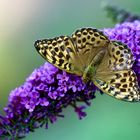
[97,41,100,44]
[89,31,93,35]
[128,88,131,91]
[83,49,90,54]
[52,56,56,64]
[110,79,115,83]
[64,37,69,41]
[123,45,128,49]
[58,40,62,43]
[66,47,74,53]
[78,40,81,44]
[68,63,71,69]
[115,83,121,88]
[64,62,68,69]
[52,42,57,46]
[116,73,121,78]
[82,38,86,43]
[60,45,65,51]
[87,35,90,39]
[123,84,127,88]
[83,31,88,35]
[91,37,95,42]
[120,88,126,92]
[94,33,99,37]
[66,54,70,60]
[65,41,69,46]
[54,47,59,52]
[114,91,120,96]
[123,73,127,77]
[130,91,134,95]
[51,50,56,55]
[100,36,106,40]
[129,77,133,81]
[108,86,115,92]
[119,46,124,50]
[49,46,52,50]
[73,37,76,41]
[116,51,120,55]
[112,48,115,52]
[58,59,64,66]
[119,58,124,63]
[119,63,124,67]
[121,79,126,82]
[77,34,81,37]
[58,52,64,58]
[129,83,133,87]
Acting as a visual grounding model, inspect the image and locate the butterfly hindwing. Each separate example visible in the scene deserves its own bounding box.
[94,70,140,102]
[108,41,134,70]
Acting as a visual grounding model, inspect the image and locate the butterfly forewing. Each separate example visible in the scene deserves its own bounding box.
[72,28,110,68]
[34,36,83,75]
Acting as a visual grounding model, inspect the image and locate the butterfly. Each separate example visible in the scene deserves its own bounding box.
[34,28,140,102]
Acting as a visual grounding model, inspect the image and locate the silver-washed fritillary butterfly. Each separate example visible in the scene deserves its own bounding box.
[34,28,140,102]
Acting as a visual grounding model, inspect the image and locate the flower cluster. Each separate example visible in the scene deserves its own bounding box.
[0,21,140,139]
[0,63,97,139]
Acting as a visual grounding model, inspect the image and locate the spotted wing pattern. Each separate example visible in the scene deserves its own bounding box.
[95,70,140,102]
[72,28,109,68]
[34,28,140,102]
[34,28,110,75]
[95,41,140,102]
[108,41,134,70]
[34,36,82,75]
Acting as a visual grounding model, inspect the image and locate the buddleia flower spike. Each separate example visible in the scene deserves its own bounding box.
[34,27,140,102]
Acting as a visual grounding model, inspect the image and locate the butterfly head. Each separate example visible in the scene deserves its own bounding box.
[82,75,90,84]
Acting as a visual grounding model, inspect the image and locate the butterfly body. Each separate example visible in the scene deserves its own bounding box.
[82,65,96,83]
[34,27,140,102]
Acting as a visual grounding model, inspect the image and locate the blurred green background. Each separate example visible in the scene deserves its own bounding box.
[0,0,140,140]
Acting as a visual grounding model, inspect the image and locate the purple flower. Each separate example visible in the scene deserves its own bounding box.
[0,21,140,139]
[39,98,49,107]
[69,80,77,92]
[48,90,58,99]
[74,106,87,119]
[57,71,69,83]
